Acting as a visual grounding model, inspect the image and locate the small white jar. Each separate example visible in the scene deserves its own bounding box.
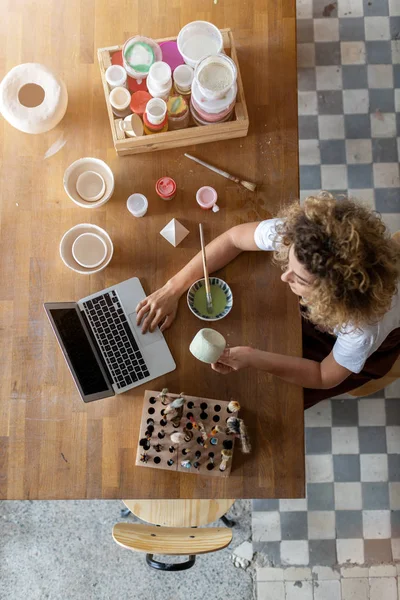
[109,86,131,117]
[173,64,194,92]
[105,65,127,89]
[145,97,167,125]
[127,193,148,217]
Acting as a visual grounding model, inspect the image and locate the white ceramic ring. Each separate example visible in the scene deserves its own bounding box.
[76,171,106,202]
[72,232,108,268]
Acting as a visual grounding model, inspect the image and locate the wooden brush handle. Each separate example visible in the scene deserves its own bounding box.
[199,224,211,296]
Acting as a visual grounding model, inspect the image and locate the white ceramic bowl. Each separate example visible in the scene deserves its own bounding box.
[63,157,115,208]
[177,21,223,69]
[72,232,108,268]
[60,223,114,275]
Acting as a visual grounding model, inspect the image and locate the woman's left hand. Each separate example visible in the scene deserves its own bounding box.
[211,346,253,374]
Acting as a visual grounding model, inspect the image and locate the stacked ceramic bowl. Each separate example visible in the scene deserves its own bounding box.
[190,53,237,126]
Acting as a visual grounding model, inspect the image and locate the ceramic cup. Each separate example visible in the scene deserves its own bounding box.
[76,170,106,202]
[72,232,108,268]
[189,328,226,364]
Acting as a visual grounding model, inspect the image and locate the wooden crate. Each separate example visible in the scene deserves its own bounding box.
[97,29,249,157]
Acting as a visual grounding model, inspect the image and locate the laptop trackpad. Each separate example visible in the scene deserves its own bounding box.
[129,313,163,347]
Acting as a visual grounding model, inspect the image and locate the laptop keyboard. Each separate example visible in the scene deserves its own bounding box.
[83,290,150,389]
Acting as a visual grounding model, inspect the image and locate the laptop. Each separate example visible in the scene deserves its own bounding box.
[44,277,176,402]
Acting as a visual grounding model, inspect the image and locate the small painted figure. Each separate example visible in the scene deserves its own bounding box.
[219,449,233,472]
[153,443,163,452]
[140,452,149,463]
[227,400,241,414]
[181,459,192,469]
[158,388,171,405]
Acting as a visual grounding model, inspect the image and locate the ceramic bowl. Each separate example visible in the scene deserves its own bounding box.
[187,277,233,321]
[63,157,115,208]
[60,223,114,275]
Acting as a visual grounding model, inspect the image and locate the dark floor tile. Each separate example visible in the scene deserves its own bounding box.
[339,18,366,41]
[297,19,315,43]
[313,0,338,17]
[315,42,341,66]
[391,511,400,537]
[298,68,317,92]
[306,427,332,454]
[280,511,308,541]
[347,164,373,188]
[345,114,371,139]
[253,541,281,565]
[362,482,390,509]
[385,399,400,425]
[320,140,346,164]
[369,89,395,112]
[375,188,400,213]
[336,510,363,538]
[372,138,398,162]
[332,399,359,426]
[318,91,343,115]
[307,483,335,511]
[364,539,393,563]
[363,0,389,15]
[366,41,392,64]
[300,166,322,189]
[299,115,319,140]
[390,17,400,43]
[359,427,387,454]
[333,455,361,482]
[342,65,368,89]
[388,455,400,481]
[394,65,400,89]
[309,540,337,566]
[253,499,280,511]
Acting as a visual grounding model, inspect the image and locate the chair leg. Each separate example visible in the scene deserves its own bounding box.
[146,554,196,571]
[120,508,131,518]
[221,514,236,528]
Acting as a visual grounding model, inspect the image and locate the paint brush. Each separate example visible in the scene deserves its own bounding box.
[199,223,213,314]
[184,153,257,192]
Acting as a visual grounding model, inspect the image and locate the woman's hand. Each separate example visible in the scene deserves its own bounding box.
[211,346,254,374]
[136,282,180,333]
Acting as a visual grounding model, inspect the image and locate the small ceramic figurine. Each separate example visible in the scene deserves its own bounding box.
[219,449,233,472]
[158,388,171,405]
[140,452,149,463]
[183,427,193,442]
[227,400,241,414]
[153,443,163,452]
[211,425,224,435]
[170,432,186,445]
[227,416,251,454]
[181,459,192,469]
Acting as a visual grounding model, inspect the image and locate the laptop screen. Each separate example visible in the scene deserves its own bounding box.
[48,307,111,398]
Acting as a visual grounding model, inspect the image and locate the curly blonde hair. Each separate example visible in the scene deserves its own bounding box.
[274,193,400,332]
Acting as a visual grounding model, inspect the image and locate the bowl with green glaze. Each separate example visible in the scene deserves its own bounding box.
[187,277,233,321]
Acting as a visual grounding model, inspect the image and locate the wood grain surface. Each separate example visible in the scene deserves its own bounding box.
[0,0,303,499]
[122,499,236,527]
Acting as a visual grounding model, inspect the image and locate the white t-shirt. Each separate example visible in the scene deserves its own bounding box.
[254,219,400,373]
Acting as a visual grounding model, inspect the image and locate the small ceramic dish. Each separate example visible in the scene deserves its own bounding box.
[76,171,106,202]
[63,157,115,208]
[187,277,233,322]
[60,223,114,275]
[72,232,108,268]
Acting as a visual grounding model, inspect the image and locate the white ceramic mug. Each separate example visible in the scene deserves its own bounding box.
[189,328,226,364]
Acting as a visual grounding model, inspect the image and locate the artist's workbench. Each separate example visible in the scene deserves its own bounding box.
[0,0,302,499]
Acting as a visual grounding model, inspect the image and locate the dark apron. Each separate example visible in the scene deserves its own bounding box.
[302,315,400,409]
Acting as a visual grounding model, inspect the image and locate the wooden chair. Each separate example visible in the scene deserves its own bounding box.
[113,499,235,571]
[350,230,400,397]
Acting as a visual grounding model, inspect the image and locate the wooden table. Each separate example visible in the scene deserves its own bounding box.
[0,0,303,500]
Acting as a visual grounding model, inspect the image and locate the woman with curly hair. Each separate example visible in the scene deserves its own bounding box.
[136,193,400,408]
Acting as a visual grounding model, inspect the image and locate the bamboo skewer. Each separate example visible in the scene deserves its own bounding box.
[199,223,213,314]
[184,153,257,192]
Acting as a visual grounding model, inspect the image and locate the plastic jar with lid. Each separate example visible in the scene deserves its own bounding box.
[143,112,168,134]
[167,95,189,131]
[122,36,162,82]
[109,86,132,118]
[130,90,152,117]
[194,54,237,100]
[105,65,128,90]
[156,177,177,200]
[191,78,237,115]
[173,64,194,92]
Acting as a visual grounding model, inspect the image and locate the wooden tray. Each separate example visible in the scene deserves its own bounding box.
[135,390,237,477]
[97,29,249,156]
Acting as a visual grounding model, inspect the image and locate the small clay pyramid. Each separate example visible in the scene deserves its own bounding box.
[160,218,189,247]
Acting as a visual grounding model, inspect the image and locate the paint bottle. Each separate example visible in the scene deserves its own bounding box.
[109,86,132,118]
[173,64,194,98]
[105,65,128,90]
[167,95,189,131]
[147,61,172,101]
[127,193,148,217]
[143,98,168,134]
[155,177,177,201]
[196,186,220,212]
[130,90,152,118]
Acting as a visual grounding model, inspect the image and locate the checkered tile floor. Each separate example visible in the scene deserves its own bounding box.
[297,0,400,232]
[253,392,400,567]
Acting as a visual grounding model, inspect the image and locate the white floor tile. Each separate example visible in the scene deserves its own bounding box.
[389,483,400,510]
[368,65,394,89]
[332,427,359,454]
[338,0,363,18]
[300,189,321,203]
[305,400,332,427]
[334,483,362,510]
[362,510,391,539]
[308,511,336,540]
[373,163,400,189]
[369,564,397,577]
[285,580,313,600]
[281,541,309,566]
[313,566,340,580]
[358,398,386,426]
[346,139,373,164]
[298,91,318,115]
[341,578,369,600]
[365,16,391,41]
[318,115,345,140]
[306,455,334,483]
[389,0,400,16]
[257,567,284,582]
[381,214,400,236]
[384,378,400,398]
[299,139,321,165]
[360,454,388,482]
[321,165,348,190]
[279,498,307,512]
[371,112,397,138]
[369,577,397,600]
[253,512,281,542]
[386,426,400,454]
[316,66,343,91]
[348,189,375,209]
[314,580,341,600]
[341,42,366,66]
[337,539,364,565]
[257,581,285,600]
[296,0,312,18]
[283,567,312,581]
[341,566,369,578]
[314,18,339,42]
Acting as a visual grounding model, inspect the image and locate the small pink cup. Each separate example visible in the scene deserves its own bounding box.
[196,186,219,211]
